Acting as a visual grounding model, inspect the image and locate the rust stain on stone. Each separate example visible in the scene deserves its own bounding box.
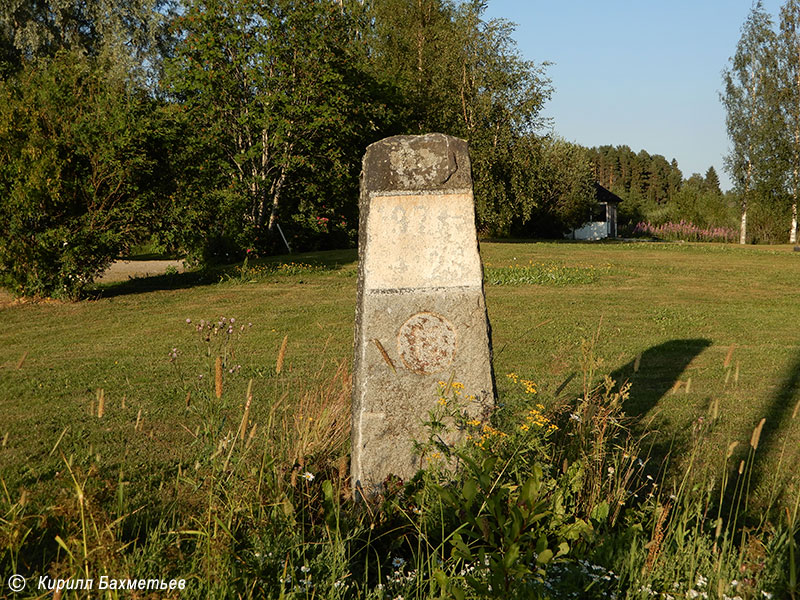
[397,312,456,374]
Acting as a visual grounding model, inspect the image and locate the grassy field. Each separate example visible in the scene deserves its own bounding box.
[1,240,799,597]
[2,242,798,494]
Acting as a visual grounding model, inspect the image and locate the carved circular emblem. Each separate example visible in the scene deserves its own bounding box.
[397,312,457,375]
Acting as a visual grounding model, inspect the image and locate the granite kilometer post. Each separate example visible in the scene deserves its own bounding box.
[350,134,495,496]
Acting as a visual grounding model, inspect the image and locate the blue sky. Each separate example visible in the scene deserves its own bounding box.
[483,1,785,191]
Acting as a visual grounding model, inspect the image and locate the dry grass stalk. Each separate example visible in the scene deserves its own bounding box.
[644,502,671,573]
[97,388,105,418]
[792,399,800,420]
[750,417,766,450]
[724,344,736,368]
[49,426,68,456]
[727,441,739,459]
[710,398,719,421]
[734,361,740,384]
[284,361,352,471]
[121,395,126,410]
[2,432,8,447]
[276,335,288,374]
[633,353,641,373]
[15,351,28,370]
[685,377,692,394]
[239,379,253,441]
[185,391,191,408]
[245,423,258,449]
[135,408,142,432]
[669,380,682,394]
[215,356,223,399]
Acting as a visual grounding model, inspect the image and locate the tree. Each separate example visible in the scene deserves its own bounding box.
[778,0,800,243]
[362,0,551,235]
[516,138,595,237]
[722,1,780,244]
[164,0,383,258]
[0,0,168,83]
[0,51,166,298]
[704,166,722,195]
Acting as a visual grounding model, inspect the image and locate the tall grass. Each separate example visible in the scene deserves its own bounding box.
[1,323,797,599]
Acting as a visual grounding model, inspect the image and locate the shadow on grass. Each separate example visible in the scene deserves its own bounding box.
[83,269,222,299]
[607,339,712,470]
[84,248,358,300]
[611,338,712,418]
[750,346,800,501]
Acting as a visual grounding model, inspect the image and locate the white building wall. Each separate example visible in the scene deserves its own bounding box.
[571,221,610,240]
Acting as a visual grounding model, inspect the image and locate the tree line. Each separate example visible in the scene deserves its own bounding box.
[1,0,793,299]
[2,0,584,298]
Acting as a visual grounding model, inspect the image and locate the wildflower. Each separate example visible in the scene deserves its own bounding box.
[438,397,447,406]
[762,593,773,599]
[569,412,581,422]
[185,318,191,324]
[301,472,315,482]
[607,467,615,476]
[300,565,311,574]
[392,557,405,568]
[730,580,739,589]
[696,574,707,588]
[520,424,530,431]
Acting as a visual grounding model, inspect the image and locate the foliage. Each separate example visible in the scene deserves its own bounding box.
[362,0,552,236]
[722,1,785,244]
[0,51,166,299]
[163,0,385,261]
[0,0,169,83]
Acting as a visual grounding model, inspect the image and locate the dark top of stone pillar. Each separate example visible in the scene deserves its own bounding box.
[361,133,472,194]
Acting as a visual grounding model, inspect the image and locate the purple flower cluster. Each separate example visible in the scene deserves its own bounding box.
[633,221,737,243]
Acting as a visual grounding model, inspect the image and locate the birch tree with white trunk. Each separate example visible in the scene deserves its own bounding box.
[722,1,778,245]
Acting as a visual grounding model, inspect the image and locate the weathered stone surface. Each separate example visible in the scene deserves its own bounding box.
[351,133,495,495]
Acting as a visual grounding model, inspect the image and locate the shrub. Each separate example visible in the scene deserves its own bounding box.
[0,51,165,299]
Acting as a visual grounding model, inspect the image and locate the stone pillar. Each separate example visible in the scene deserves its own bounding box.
[351,133,495,495]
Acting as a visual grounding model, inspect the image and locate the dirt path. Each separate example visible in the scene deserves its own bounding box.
[0,260,186,307]
[97,259,186,283]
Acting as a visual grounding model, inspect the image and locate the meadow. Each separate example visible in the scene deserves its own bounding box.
[1,240,799,599]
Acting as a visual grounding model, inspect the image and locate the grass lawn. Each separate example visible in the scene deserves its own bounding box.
[1,241,799,505]
[1,240,799,598]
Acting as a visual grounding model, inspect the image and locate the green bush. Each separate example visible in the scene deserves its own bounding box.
[0,51,164,299]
